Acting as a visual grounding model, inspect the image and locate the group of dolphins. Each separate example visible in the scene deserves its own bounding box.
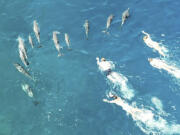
[13,20,41,99]
[102,8,129,34]
[13,19,72,100]
[13,8,130,99]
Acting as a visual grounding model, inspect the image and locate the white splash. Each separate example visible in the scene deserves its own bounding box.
[107,72,134,100]
[96,57,115,72]
[142,31,168,57]
[149,58,180,79]
[151,97,168,116]
[96,57,134,100]
[103,96,180,135]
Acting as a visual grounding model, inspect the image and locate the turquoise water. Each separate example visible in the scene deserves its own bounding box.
[1,0,180,134]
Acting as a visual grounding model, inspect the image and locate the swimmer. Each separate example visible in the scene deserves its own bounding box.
[103,94,124,106]
[96,57,115,76]
[148,58,180,78]
[142,31,167,57]
[103,93,151,119]
[110,94,118,100]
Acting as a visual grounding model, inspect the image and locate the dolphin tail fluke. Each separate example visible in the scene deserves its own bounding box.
[37,38,40,44]
[102,29,107,33]
[121,22,124,28]
[57,53,62,57]
[102,29,110,35]
[55,31,60,34]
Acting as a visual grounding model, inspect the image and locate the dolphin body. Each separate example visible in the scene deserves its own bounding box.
[52,31,63,57]
[17,37,29,67]
[33,20,40,43]
[17,37,28,59]
[65,33,71,49]
[28,35,34,48]
[14,63,33,80]
[102,14,114,34]
[21,83,34,98]
[121,8,130,27]
[83,20,89,40]
[19,49,29,67]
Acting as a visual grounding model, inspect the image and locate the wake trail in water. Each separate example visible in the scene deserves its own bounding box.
[142,31,168,57]
[149,58,180,79]
[96,57,134,100]
[103,95,180,135]
[151,97,168,116]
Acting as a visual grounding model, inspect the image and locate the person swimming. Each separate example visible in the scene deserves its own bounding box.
[142,31,167,57]
[96,57,114,76]
[97,57,135,100]
[148,58,180,78]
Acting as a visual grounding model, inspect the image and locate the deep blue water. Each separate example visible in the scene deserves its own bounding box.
[1,0,180,135]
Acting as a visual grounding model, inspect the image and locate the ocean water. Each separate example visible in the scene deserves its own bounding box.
[1,0,180,135]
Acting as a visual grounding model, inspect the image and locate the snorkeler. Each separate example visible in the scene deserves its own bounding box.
[96,57,115,76]
[103,93,122,105]
[142,31,167,57]
[148,58,180,78]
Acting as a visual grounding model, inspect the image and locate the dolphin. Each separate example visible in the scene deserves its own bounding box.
[17,37,29,67]
[33,20,40,43]
[121,8,130,27]
[52,31,63,57]
[19,49,29,67]
[21,83,34,98]
[17,36,27,59]
[28,35,34,48]
[102,14,114,34]
[64,33,71,49]
[14,63,33,80]
[83,20,89,40]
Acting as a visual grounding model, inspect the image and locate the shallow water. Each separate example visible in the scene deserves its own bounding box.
[1,0,180,135]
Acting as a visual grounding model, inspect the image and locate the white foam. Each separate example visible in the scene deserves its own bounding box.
[149,58,180,79]
[151,97,163,111]
[151,97,168,116]
[97,58,134,100]
[107,72,134,100]
[142,31,168,57]
[161,34,165,37]
[97,60,115,72]
[104,97,180,135]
